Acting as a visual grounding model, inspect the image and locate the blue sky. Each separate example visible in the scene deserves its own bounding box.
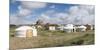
[10,0,95,25]
[10,1,75,14]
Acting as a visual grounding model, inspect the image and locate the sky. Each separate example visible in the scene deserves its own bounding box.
[10,0,95,25]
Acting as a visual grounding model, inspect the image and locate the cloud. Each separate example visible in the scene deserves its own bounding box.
[10,14,18,24]
[21,1,47,9]
[10,1,95,25]
[10,1,48,25]
[38,5,95,25]
[10,14,34,25]
[18,6,32,17]
[10,6,33,25]
[39,12,69,24]
[17,1,47,17]
[67,5,95,24]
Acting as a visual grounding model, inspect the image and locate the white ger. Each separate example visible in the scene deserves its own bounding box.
[15,26,37,37]
[77,25,87,32]
[63,24,75,33]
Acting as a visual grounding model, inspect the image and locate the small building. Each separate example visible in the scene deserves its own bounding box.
[49,26,56,31]
[15,26,37,37]
[48,24,58,31]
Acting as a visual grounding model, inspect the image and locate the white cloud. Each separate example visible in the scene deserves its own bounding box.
[18,6,32,17]
[10,14,18,24]
[17,1,47,17]
[54,13,68,19]
[10,1,48,25]
[39,12,69,24]
[10,14,34,25]
[10,1,95,25]
[21,1,47,9]
[38,5,95,25]
[67,5,95,24]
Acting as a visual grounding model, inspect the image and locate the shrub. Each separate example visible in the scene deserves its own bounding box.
[71,40,84,45]
[10,34,15,37]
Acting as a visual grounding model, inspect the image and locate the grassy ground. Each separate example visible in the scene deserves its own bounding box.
[9,27,94,50]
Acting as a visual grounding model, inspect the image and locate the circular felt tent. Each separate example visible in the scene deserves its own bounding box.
[76,25,87,32]
[63,24,74,32]
[15,26,37,37]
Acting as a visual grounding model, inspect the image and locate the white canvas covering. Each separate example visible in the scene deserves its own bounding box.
[78,25,86,28]
[63,24,74,32]
[64,24,74,29]
[16,26,33,31]
[77,25,87,32]
[15,26,37,37]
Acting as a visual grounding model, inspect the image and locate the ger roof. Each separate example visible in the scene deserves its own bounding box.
[78,25,86,28]
[16,26,33,31]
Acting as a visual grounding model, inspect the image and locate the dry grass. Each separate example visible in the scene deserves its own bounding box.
[9,27,94,50]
